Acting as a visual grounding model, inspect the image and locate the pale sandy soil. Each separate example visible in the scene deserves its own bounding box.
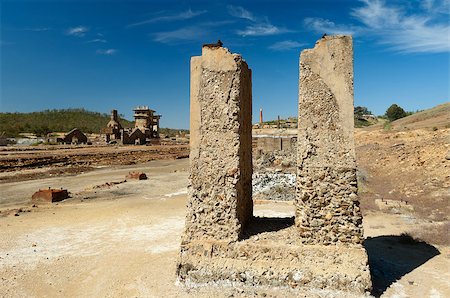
[1,159,449,297]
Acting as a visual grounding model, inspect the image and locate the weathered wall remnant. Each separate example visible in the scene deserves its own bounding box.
[182,43,253,243]
[58,128,88,144]
[253,135,296,153]
[296,35,364,245]
[177,37,371,295]
[122,127,146,145]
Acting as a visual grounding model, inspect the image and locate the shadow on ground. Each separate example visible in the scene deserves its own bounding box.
[242,216,294,239]
[364,234,440,297]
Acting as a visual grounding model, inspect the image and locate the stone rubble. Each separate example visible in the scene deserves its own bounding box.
[252,173,296,201]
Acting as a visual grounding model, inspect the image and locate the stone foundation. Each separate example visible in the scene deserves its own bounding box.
[177,226,371,294]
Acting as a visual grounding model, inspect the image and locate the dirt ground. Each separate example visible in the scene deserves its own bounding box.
[0,144,189,182]
[1,156,449,297]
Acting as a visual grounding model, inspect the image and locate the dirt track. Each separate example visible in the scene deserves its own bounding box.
[1,159,449,297]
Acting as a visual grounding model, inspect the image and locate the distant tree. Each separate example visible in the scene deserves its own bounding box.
[354,106,372,117]
[385,104,407,121]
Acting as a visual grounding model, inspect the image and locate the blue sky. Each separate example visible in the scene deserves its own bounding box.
[1,0,449,129]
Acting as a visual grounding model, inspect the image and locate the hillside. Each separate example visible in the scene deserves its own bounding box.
[388,102,450,130]
[0,109,134,137]
[355,103,449,241]
[0,109,188,138]
[365,103,450,131]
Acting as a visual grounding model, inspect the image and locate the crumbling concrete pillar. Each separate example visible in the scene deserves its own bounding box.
[183,44,253,243]
[177,37,370,295]
[297,35,364,245]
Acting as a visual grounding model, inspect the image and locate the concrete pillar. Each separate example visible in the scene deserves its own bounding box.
[183,44,253,243]
[296,35,364,245]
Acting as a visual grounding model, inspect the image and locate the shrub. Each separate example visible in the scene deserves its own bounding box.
[385,104,407,121]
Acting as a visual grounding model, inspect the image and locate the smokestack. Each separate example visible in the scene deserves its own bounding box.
[259,108,263,125]
[111,109,118,121]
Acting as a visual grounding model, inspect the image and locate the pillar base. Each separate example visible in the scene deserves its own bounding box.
[177,223,371,295]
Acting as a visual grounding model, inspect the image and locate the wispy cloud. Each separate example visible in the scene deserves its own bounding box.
[87,39,107,43]
[228,5,291,37]
[96,49,117,55]
[153,26,209,44]
[238,23,291,36]
[152,20,232,44]
[127,9,207,28]
[269,40,306,51]
[303,18,358,35]
[25,27,51,32]
[66,26,89,37]
[419,0,450,15]
[350,0,450,53]
[227,5,256,21]
[304,0,450,54]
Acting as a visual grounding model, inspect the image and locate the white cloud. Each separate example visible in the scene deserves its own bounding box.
[96,49,117,55]
[303,18,358,35]
[269,40,305,51]
[228,6,291,37]
[419,0,450,15]
[351,0,450,53]
[25,27,51,32]
[350,0,401,29]
[227,5,256,21]
[127,9,207,28]
[66,26,89,37]
[238,23,291,36]
[304,0,450,54]
[153,26,209,44]
[87,39,107,43]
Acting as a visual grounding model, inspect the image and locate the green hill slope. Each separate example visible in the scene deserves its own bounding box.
[0,109,134,137]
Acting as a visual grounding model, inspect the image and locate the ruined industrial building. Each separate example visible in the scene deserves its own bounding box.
[177,36,371,294]
[105,106,161,145]
[57,128,88,145]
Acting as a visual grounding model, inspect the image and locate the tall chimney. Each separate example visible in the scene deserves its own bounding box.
[259,108,263,125]
[111,109,118,121]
